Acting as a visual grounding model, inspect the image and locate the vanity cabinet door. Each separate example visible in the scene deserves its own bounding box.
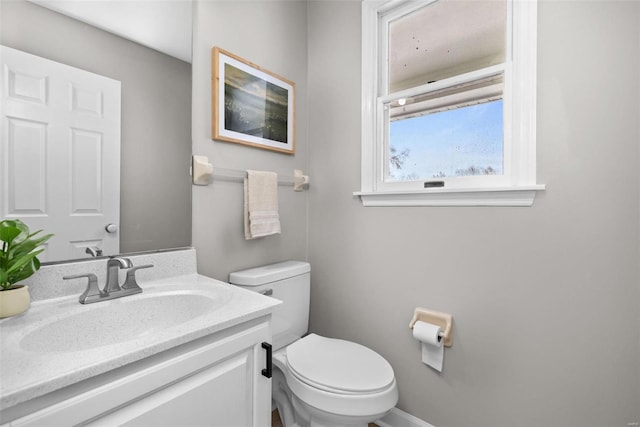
[8,322,271,427]
[88,343,264,426]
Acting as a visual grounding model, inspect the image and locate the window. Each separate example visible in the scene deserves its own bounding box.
[358,0,544,206]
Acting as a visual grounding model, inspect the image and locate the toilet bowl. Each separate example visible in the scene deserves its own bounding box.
[274,334,398,427]
[229,261,398,427]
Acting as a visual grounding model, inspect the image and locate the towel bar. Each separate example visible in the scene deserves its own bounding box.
[212,167,309,191]
[190,157,310,191]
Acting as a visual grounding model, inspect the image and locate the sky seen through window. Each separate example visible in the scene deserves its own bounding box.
[388,99,504,180]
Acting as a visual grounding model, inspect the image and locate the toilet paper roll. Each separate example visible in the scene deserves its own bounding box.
[412,321,444,372]
[412,320,443,347]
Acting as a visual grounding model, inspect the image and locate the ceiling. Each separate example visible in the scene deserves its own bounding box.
[27,0,503,77]
[28,0,193,63]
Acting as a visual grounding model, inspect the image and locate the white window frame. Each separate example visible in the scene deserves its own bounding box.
[356,0,544,207]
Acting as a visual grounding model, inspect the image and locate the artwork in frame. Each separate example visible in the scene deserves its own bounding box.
[212,47,296,154]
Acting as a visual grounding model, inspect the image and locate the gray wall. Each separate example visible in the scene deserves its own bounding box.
[0,0,192,255]
[190,1,309,281]
[307,1,640,427]
[190,1,640,425]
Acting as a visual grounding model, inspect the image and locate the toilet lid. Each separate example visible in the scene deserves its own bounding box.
[286,334,395,394]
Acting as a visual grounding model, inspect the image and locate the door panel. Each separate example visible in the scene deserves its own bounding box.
[1,46,121,261]
[6,117,47,214]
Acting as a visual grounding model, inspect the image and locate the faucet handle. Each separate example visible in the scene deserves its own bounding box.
[63,273,106,304]
[122,264,154,291]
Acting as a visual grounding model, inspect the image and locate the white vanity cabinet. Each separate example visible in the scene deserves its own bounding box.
[4,320,272,427]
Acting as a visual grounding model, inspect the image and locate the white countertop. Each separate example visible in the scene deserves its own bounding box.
[0,271,280,410]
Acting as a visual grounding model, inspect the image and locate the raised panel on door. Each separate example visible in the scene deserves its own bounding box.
[71,83,104,117]
[6,65,48,104]
[70,128,103,213]
[5,117,47,215]
[0,46,121,262]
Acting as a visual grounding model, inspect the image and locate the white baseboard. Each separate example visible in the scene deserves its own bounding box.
[376,407,435,427]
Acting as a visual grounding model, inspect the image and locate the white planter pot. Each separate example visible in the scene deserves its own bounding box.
[0,285,31,318]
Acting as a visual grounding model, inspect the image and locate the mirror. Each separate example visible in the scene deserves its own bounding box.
[0,0,192,263]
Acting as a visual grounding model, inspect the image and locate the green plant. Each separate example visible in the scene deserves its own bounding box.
[0,219,53,291]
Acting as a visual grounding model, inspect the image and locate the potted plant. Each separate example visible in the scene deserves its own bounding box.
[0,219,52,318]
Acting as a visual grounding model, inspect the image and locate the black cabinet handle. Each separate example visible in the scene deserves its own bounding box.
[261,342,272,379]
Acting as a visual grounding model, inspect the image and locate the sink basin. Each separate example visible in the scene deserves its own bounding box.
[19,290,229,352]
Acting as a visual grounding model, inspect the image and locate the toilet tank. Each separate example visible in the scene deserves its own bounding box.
[229,261,310,351]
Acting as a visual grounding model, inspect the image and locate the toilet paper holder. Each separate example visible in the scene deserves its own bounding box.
[409,308,453,347]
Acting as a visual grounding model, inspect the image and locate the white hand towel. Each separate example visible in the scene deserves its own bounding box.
[244,170,281,239]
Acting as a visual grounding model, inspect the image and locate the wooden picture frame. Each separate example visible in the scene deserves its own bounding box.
[212,47,295,154]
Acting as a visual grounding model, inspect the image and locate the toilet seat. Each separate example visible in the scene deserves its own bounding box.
[286,334,395,395]
[273,335,399,419]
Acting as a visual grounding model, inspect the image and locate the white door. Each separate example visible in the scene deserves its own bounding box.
[0,46,121,262]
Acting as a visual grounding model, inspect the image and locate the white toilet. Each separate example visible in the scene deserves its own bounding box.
[229,261,398,427]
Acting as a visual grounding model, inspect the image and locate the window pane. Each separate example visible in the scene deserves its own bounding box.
[387,99,503,181]
[388,0,506,93]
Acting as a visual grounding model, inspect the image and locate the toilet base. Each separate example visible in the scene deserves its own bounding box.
[292,393,389,427]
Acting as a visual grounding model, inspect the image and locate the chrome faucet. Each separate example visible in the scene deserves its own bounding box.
[85,246,103,257]
[105,257,133,293]
[64,257,153,304]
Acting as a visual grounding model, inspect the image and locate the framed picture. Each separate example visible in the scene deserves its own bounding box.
[212,47,295,154]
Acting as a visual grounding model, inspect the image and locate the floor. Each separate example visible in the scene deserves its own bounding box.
[272,410,379,427]
[271,410,283,427]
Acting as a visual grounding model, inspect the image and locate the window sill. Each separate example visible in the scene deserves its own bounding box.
[353,185,545,207]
